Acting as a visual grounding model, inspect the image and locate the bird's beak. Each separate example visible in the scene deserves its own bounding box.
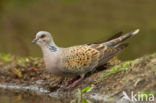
[32,38,39,44]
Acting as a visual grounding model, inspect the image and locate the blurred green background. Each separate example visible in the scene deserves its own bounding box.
[0,0,156,60]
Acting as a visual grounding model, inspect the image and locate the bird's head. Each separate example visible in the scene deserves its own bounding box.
[32,31,54,46]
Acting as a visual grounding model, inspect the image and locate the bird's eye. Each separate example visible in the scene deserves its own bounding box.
[40,34,46,38]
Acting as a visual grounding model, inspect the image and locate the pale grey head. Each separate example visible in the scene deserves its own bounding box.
[32,31,54,46]
[32,31,59,52]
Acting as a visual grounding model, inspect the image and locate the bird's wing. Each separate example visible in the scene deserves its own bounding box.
[60,44,128,75]
[93,43,128,65]
[60,45,100,74]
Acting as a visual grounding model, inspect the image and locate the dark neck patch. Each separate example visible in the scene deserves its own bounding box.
[48,45,57,52]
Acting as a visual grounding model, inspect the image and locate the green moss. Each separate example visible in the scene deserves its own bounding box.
[101,61,132,78]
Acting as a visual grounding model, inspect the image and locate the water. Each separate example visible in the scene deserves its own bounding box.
[0,83,93,103]
[0,84,61,103]
[0,91,62,103]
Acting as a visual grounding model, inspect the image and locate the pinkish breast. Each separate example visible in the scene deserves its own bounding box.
[42,47,62,75]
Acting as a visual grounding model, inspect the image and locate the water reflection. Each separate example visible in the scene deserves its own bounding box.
[0,91,62,103]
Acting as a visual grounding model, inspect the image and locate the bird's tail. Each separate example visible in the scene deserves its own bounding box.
[103,29,140,47]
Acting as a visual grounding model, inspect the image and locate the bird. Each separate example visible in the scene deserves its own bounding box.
[32,29,139,88]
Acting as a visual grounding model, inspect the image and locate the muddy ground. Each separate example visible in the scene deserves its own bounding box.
[0,53,156,103]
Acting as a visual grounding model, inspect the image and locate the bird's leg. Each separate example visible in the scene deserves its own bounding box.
[66,76,84,88]
[60,76,80,88]
[61,78,75,88]
[66,74,85,88]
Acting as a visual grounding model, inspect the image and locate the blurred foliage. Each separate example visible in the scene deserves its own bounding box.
[0,0,156,60]
[0,53,13,63]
